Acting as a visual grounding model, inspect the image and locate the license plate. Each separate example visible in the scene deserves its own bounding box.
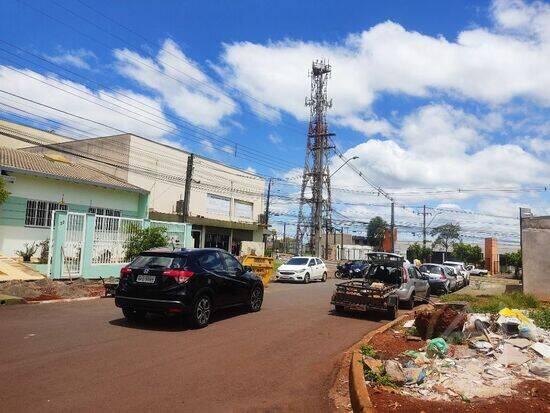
[136,274,156,283]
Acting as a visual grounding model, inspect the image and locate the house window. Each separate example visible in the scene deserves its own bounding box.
[234,200,253,219]
[89,207,121,231]
[206,194,230,216]
[25,200,67,227]
[88,207,121,217]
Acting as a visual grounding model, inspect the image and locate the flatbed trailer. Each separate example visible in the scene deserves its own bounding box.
[331,279,400,319]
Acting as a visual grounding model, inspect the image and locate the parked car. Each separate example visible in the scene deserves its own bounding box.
[276,256,327,283]
[443,261,470,285]
[444,265,465,288]
[115,248,264,328]
[465,265,489,276]
[335,259,369,279]
[419,263,457,294]
[365,253,430,309]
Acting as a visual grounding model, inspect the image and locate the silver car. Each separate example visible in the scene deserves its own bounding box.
[364,259,430,309]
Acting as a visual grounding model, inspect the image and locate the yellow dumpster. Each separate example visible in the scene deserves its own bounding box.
[242,255,274,286]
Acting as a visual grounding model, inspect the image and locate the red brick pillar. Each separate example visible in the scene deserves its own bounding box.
[485,238,499,275]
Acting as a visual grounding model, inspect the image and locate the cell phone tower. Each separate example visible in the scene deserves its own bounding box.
[295,60,334,257]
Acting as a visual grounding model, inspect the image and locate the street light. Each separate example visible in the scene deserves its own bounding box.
[330,156,359,178]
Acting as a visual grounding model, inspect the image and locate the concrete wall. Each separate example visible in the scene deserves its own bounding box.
[127,136,265,223]
[522,216,550,301]
[0,173,145,256]
[0,119,72,149]
[26,134,266,227]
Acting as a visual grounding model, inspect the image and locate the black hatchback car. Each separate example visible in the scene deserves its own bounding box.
[115,248,264,328]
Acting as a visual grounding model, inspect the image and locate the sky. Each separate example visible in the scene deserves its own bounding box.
[0,0,549,248]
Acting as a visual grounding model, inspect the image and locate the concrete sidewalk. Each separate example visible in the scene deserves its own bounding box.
[0,256,44,281]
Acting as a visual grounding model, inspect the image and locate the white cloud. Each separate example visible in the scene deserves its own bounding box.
[115,39,238,129]
[245,166,256,174]
[521,137,550,155]
[46,49,96,70]
[200,139,215,153]
[335,116,396,137]
[220,0,550,123]
[330,104,549,195]
[222,145,235,154]
[268,133,282,144]
[0,65,175,139]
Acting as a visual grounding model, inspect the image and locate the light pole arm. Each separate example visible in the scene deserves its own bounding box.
[330,156,358,178]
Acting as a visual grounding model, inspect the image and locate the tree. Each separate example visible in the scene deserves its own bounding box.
[453,243,483,265]
[501,250,522,277]
[124,226,169,261]
[430,223,461,253]
[406,243,432,263]
[0,178,9,206]
[367,216,388,250]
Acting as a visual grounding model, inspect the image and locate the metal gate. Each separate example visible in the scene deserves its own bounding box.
[48,211,85,278]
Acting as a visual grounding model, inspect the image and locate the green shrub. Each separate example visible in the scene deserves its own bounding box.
[530,308,550,330]
[124,226,169,262]
[440,292,539,313]
[359,344,377,358]
[16,242,38,262]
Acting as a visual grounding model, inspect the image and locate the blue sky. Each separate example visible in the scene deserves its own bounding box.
[0,0,549,247]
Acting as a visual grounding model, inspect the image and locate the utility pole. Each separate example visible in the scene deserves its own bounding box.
[283,222,287,254]
[296,60,334,257]
[182,153,194,222]
[340,227,344,260]
[390,201,395,253]
[422,204,427,247]
[324,218,330,259]
[263,178,272,252]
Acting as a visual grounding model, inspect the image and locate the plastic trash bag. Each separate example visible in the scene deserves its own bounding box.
[427,337,448,358]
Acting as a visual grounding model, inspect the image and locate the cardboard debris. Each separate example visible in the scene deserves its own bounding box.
[496,344,531,367]
[363,357,383,372]
[506,337,532,349]
[531,342,550,359]
[364,306,550,403]
[403,319,415,329]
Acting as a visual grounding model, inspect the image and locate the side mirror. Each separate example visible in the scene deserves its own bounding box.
[243,265,253,273]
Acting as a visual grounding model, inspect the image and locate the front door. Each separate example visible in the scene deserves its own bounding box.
[220,252,250,305]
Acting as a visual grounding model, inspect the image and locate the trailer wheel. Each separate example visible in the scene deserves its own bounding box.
[387,305,398,320]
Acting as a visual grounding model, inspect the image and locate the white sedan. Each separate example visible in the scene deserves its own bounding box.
[276,257,328,283]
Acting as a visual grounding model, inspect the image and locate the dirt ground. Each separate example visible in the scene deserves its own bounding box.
[0,278,106,301]
[370,380,550,413]
[367,328,550,413]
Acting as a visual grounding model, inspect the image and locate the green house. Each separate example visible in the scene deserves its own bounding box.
[0,147,149,260]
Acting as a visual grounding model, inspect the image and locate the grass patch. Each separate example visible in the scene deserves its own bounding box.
[359,344,378,358]
[530,308,550,330]
[364,368,396,387]
[440,292,540,313]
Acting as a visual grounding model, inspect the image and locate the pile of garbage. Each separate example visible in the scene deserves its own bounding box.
[362,304,550,402]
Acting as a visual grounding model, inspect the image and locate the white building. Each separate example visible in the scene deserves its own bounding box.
[18,128,266,254]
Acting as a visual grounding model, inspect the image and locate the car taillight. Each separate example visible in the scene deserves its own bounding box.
[163,269,195,284]
[440,273,447,280]
[402,268,409,282]
[120,266,132,279]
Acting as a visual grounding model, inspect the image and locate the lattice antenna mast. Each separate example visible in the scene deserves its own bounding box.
[295,60,334,256]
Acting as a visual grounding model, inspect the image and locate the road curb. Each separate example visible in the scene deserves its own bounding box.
[0,294,26,305]
[29,296,103,305]
[348,304,433,413]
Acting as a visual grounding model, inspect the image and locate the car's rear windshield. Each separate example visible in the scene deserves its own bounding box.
[420,265,440,274]
[130,254,180,269]
[366,264,402,284]
[287,258,309,265]
[444,263,461,269]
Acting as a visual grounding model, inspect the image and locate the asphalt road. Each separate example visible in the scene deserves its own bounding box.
[0,279,384,412]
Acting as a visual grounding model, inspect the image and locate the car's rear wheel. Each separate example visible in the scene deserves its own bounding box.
[321,272,327,282]
[191,295,212,328]
[249,285,263,312]
[335,270,342,279]
[404,293,415,309]
[122,307,146,322]
[304,273,310,284]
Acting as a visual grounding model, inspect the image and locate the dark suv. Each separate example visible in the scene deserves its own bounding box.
[115,248,264,328]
